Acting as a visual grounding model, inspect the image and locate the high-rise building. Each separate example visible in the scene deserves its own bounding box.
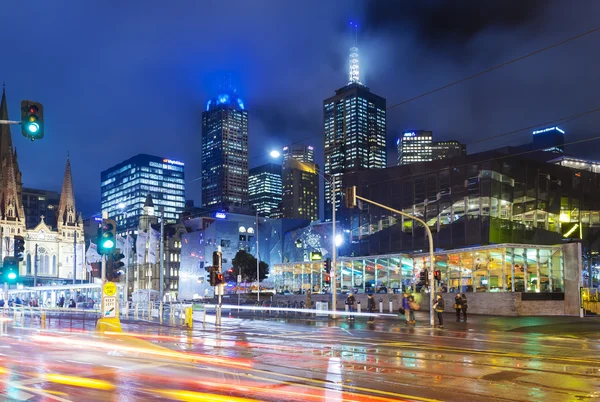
[22,188,60,229]
[283,144,315,164]
[432,141,467,161]
[323,46,386,220]
[249,163,282,217]
[397,130,433,165]
[100,154,186,233]
[281,145,319,221]
[397,131,466,165]
[532,126,565,153]
[202,92,249,209]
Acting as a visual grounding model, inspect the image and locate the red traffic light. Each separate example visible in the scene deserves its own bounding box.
[102,222,115,231]
[28,105,38,114]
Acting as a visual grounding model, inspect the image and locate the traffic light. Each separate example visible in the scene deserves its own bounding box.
[109,252,125,281]
[209,268,218,286]
[14,235,25,261]
[434,270,441,281]
[98,219,116,255]
[345,186,357,209]
[419,270,426,282]
[325,275,331,285]
[20,100,44,140]
[212,251,222,272]
[2,257,19,283]
[324,258,331,274]
[217,273,224,285]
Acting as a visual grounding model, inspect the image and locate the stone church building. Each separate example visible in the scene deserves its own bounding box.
[0,88,84,284]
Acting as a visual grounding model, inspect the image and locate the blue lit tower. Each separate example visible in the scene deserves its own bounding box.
[202,92,249,209]
[323,23,386,220]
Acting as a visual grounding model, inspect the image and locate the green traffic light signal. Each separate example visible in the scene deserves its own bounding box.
[20,100,44,140]
[2,257,19,283]
[98,219,116,255]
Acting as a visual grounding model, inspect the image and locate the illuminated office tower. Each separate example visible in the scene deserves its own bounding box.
[397,130,433,165]
[249,163,282,217]
[323,45,386,220]
[101,154,186,233]
[281,144,319,221]
[202,92,249,209]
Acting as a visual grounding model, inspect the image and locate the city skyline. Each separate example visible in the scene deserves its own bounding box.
[1,1,599,216]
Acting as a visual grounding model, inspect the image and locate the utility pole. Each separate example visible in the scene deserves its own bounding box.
[34,244,38,287]
[73,231,77,285]
[159,206,164,302]
[256,211,260,302]
[331,175,337,316]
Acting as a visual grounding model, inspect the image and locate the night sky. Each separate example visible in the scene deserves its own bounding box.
[1,0,599,216]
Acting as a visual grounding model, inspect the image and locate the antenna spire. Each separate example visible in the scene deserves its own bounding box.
[348,22,360,84]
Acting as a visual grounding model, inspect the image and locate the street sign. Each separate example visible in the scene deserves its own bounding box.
[103,282,117,297]
[103,296,117,318]
[237,274,242,283]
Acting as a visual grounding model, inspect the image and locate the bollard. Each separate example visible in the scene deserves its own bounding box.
[345,303,349,312]
[357,301,361,314]
[147,301,151,320]
[159,302,163,325]
[170,304,175,324]
[135,303,139,320]
[389,298,393,313]
[41,311,46,329]
[184,307,193,328]
[203,306,207,326]
[379,299,383,313]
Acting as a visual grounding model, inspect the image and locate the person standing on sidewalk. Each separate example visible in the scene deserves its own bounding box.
[402,293,410,324]
[454,294,463,322]
[367,293,376,321]
[407,293,416,324]
[433,294,444,328]
[461,293,468,322]
[347,293,356,320]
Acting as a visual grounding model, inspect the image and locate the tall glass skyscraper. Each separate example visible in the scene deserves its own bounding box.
[101,154,186,233]
[281,144,319,221]
[249,163,282,217]
[323,46,386,220]
[202,92,249,209]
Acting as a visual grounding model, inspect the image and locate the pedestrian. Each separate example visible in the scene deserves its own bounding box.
[461,293,468,322]
[454,294,463,322]
[432,294,444,328]
[347,293,356,319]
[367,293,376,321]
[407,294,417,324]
[402,293,410,323]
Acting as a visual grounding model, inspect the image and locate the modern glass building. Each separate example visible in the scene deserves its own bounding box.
[101,154,186,233]
[323,45,386,221]
[22,188,60,229]
[533,126,565,153]
[283,144,315,164]
[202,92,249,209]
[249,163,282,217]
[432,140,467,161]
[281,157,319,222]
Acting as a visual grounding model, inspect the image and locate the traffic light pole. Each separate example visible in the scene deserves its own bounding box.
[354,194,436,328]
[159,207,164,303]
[0,120,21,125]
[331,176,337,317]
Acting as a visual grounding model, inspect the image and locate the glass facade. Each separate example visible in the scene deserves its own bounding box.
[280,144,319,222]
[397,130,433,165]
[249,163,282,218]
[272,244,564,294]
[202,93,249,208]
[282,144,314,164]
[100,154,185,232]
[432,140,467,161]
[324,83,386,221]
[341,149,600,271]
[22,188,60,229]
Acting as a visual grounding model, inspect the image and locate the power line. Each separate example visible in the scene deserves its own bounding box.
[386,26,600,111]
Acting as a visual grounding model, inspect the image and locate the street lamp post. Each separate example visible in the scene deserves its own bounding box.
[256,210,260,302]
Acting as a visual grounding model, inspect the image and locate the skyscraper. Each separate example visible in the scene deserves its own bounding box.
[201,92,249,209]
[432,141,467,161]
[281,145,319,221]
[532,126,565,153]
[249,163,282,217]
[397,130,433,165]
[323,46,386,220]
[100,154,186,233]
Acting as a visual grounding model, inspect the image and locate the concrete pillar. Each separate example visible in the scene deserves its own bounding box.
[511,248,515,292]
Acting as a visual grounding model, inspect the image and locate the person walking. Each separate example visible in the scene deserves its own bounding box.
[433,294,444,328]
[402,293,410,324]
[407,293,416,324]
[461,293,468,322]
[454,294,463,322]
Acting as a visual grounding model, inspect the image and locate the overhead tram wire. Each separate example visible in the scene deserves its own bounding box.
[386,26,600,111]
[185,26,600,186]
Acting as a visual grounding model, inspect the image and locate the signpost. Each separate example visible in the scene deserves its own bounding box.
[103,296,117,318]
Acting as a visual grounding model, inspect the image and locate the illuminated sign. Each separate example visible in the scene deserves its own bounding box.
[214,212,227,219]
[94,217,102,222]
[282,146,288,151]
[308,146,314,150]
[403,132,416,137]
[162,158,185,166]
[310,252,323,261]
[533,127,565,135]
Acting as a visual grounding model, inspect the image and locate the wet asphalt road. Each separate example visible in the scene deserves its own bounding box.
[0,311,598,401]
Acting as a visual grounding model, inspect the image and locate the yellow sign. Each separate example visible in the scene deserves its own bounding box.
[103,282,117,297]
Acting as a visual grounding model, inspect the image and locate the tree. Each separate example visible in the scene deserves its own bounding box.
[232,250,269,283]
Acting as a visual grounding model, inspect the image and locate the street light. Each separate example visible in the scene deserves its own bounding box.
[335,234,343,247]
[269,150,281,158]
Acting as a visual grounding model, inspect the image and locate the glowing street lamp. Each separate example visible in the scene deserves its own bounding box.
[269,150,281,158]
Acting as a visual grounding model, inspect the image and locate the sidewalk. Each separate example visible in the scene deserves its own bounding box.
[221,309,600,339]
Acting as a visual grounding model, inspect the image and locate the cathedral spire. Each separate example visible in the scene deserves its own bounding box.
[0,148,24,221]
[57,155,78,229]
[0,86,13,161]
